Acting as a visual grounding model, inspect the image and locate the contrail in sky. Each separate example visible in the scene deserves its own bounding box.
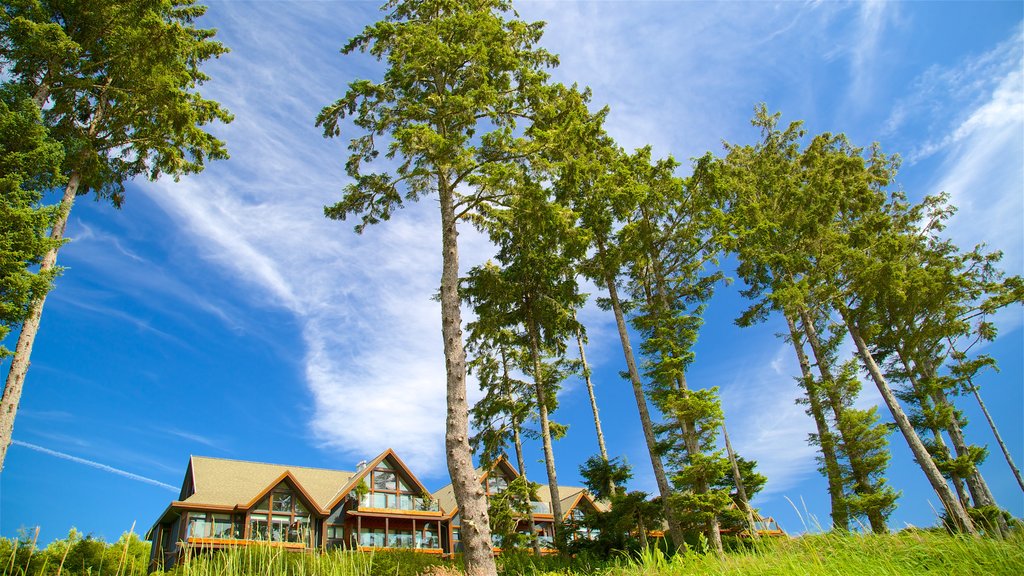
[11,440,178,493]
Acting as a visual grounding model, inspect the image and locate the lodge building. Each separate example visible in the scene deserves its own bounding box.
[145,448,606,571]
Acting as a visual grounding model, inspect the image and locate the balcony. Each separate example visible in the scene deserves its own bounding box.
[359,493,440,512]
[529,501,550,514]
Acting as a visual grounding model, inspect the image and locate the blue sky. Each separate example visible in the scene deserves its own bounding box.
[1,0,1022,545]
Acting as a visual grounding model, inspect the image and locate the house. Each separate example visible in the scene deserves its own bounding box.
[431,456,609,554]
[145,449,604,571]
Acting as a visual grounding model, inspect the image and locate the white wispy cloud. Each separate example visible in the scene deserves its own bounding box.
[139,1,496,475]
[846,0,891,108]
[719,341,821,500]
[11,440,178,493]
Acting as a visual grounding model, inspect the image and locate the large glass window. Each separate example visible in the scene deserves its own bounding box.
[249,514,269,540]
[373,471,397,491]
[212,514,235,539]
[250,486,311,545]
[486,475,508,495]
[387,529,414,548]
[358,460,433,511]
[359,528,385,547]
[187,513,210,538]
[417,522,439,549]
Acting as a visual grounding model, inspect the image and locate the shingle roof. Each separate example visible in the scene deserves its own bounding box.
[430,458,607,518]
[180,456,355,511]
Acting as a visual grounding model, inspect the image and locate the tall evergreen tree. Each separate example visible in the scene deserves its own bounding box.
[619,149,730,555]
[0,83,63,358]
[0,0,232,471]
[707,107,903,532]
[556,125,688,548]
[463,162,588,543]
[317,1,561,570]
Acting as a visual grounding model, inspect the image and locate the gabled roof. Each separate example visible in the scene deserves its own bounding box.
[432,456,520,516]
[431,456,606,519]
[323,448,430,511]
[176,455,355,513]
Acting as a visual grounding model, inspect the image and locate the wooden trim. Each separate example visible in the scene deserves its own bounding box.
[356,546,443,555]
[240,471,324,515]
[347,508,443,519]
[185,537,306,550]
[325,448,434,511]
[171,502,236,512]
[561,492,586,521]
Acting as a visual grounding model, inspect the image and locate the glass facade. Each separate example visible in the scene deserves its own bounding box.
[249,486,311,545]
[187,512,241,539]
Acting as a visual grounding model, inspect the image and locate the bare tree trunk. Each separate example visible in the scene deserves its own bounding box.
[798,308,887,533]
[896,352,970,510]
[438,176,496,576]
[917,357,1007,535]
[843,314,976,535]
[526,315,564,541]
[0,172,79,471]
[722,422,759,539]
[785,314,849,531]
[594,238,685,548]
[970,383,1024,493]
[575,322,613,496]
[576,328,608,462]
[512,420,541,557]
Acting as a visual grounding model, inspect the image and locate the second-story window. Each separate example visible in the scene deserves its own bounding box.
[249,486,310,544]
[484,474,508,497]
[362,460,416,510]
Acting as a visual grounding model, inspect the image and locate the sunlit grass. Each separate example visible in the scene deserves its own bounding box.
[4,529,1022,576]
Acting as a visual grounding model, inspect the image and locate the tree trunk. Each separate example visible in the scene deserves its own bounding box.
[896,351,971,511]
[969,383,1024,493]
[918,357,1007,535]
[785,314,849,531]
[526,313,564,541]
[797,308,887,533]
[575,323,613,496]
[438,176,496,576]
[594,238,685,548]
[842,313,976,535]
[512,419,541,557]
[0,171,80,471]
[722,422,759,539]
[676,373,724,557]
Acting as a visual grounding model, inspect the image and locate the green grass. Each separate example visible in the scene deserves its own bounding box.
[5,531,1022,576]
[605,531,1024,576]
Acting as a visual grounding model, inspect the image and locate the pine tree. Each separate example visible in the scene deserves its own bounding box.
[0,0,231,470]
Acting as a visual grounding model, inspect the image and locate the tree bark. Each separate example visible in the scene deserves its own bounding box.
[842,314,976,535]
[526,313,564,541]
[785,314,849,531]
[512,422,541,557]
[575,324,613,496]
[798,308,887,533]
[438,175,496,576]
[917,356,1007,535]
[782,313,847,528]
[594,238,685,548]
[895,351,969,510]
[722,422,759,539]
[969,383,1024,493]
[0,171,80,471]
[677,373,724,556]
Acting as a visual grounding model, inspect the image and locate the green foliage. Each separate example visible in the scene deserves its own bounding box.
[0,528,150,576]
[0,0,233,203]
[318,0,558,232]
[487,476,538,550]
[0,82,62,356]
[578,455,632,501]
